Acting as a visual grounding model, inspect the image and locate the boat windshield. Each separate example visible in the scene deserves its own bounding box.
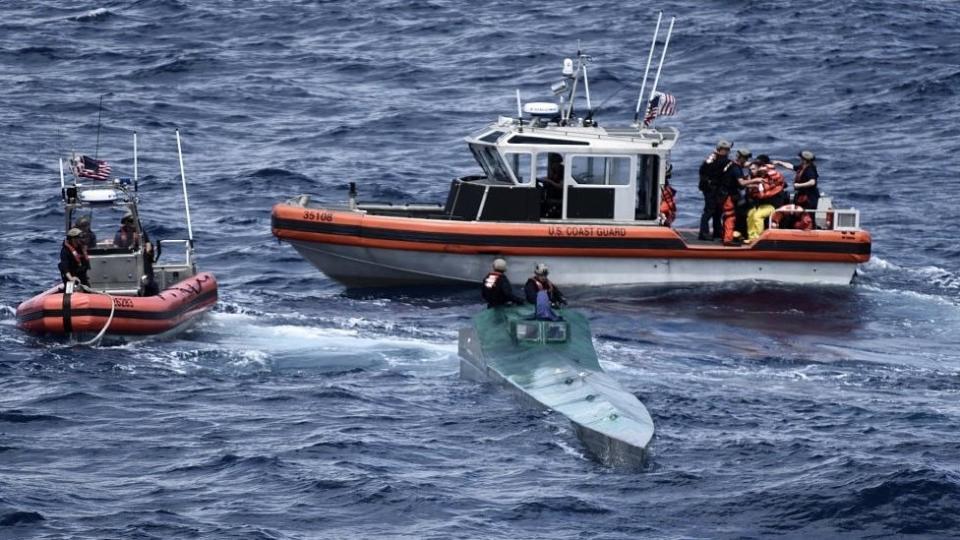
[67,205,142,251]
[469,143,513,183]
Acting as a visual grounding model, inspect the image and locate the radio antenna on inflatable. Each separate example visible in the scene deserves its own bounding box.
[634,12,663,123]
[175,129,194,243]
[95,95,104,160]
[516,88,523,131]
[133,131,139,191]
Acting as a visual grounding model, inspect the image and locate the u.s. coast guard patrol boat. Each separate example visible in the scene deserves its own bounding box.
[272,27,870,287]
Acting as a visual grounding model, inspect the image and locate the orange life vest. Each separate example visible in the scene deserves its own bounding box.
[748,165,785,201]
[659,184,677,225]
[64,240,88,265]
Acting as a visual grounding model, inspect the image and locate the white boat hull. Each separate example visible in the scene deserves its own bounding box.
[289,239,858,287]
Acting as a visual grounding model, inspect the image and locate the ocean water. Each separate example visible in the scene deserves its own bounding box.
[2,1,960,538]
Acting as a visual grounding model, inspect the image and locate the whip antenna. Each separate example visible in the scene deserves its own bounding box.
[647,17,675,106]
[635,11,663,122]
[175,129,194,243]
[95,95,104,160]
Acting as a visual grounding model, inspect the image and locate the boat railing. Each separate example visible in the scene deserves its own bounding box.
[766,207,861,232]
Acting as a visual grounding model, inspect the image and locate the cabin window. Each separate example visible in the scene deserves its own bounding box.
[636,154,661,220]
[479,131,504,143]
[570,156,632,186]
[469,143,512,183]
[508,135,589,146]
[505,152,533,185]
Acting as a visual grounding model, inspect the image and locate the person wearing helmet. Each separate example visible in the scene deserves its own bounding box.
[481,258,524,308]
[523,263,567,307]
[114,211,140,250]
[774,150,820,210]
[59,228,90,286]
[719,147,753,246]
[698,139,731,240]
[74,215,97,249]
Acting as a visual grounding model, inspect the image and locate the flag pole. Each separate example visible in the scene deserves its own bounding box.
[635,11,663,123]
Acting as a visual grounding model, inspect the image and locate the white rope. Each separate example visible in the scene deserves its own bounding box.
[74,285,115,347]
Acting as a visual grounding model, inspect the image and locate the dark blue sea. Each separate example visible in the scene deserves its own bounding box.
[2,1,960,538]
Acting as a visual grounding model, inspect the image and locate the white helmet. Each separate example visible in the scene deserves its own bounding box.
[492,258,507,272]
[534,263,549,276]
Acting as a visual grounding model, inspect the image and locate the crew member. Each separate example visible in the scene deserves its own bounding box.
[114,212,140,249]
[59,228,90,287]
[541,153,565,218]
[745,155,788,243]
[719,148,752,246]
[774,150,820,210]
[481,258,524,308]
[524,263,566,307]
[74,215,97,249]
[659,164,677,226]
[698,139,731,240]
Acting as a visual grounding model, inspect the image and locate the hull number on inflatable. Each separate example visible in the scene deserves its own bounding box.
[303,210,334,222]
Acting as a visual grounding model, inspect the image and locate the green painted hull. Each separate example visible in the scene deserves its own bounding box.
[458,306,654,468]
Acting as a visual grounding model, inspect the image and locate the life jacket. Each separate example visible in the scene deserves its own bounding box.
[771,204,814,230]
[748,165,785,201]
[659,184,677,225]
[698,152,727,191]
[481,271,503,304]
[63,240,88,266]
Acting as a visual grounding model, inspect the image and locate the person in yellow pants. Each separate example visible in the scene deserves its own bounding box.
[744,155,787,244]
[747,204,777,242]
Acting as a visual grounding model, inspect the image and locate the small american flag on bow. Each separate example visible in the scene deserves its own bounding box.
[71,154,112,181]
[643,92,677,127]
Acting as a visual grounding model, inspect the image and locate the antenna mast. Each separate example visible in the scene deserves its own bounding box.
[635,11,663,122]
[175,129,194,243]
[95,95,104,160]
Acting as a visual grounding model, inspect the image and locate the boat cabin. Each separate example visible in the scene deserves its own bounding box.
[62,181,197,295]
[448,119,676,224]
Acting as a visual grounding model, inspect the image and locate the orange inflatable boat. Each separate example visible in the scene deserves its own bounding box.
[17,273,218,340]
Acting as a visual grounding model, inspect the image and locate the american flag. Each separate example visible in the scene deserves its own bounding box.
[643,92,677,127]
[72,154,112,181]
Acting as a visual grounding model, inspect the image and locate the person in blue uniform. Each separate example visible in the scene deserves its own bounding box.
[774,150,820,210]
[59,228,90,286]
[481,258,524,308]
[720,148,752,246]
[698,139,731,240]
[524,263,566,307]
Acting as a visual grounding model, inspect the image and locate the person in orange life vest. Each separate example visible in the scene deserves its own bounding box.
[773,150,820,210]
[59,228,90,286]
[659,163,677,226]
[698,139,731,240]
[719,148,753,246]
[523,263,567,307]
[481,258,524,308]
[114,212,140,250]
[770,204,815,231]
[744,155,788,243]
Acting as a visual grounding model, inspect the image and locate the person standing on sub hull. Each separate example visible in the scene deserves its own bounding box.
[481,258,525,308]
[698,139,731,241]
[774,150,820,210]
[59,228,90,287]
[524,263,567,307]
